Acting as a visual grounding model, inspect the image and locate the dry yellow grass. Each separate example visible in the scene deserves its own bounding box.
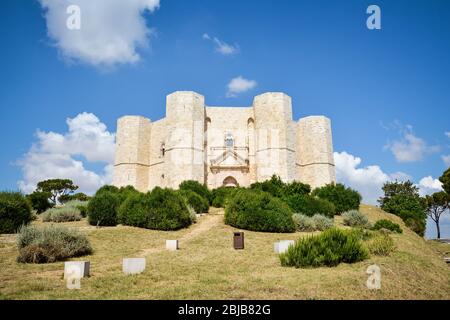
[0,205,449,300]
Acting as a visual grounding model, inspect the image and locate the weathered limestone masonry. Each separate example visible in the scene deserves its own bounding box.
[113,91,336,192]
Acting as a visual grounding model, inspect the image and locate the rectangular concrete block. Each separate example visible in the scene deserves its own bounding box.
[166,240,179,251]
[64,261,90,279]
[274,240,295,254]
[123,258,146,275]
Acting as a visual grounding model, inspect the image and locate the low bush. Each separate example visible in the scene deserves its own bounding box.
[225,189,295,233]
[179,190,209,214]
[342,210,371,228]
[0,192,33,234]
[292,214,334,232]
[285,195,335,218]
[311,214,334,231]
[66,200,89,218]
[367,233,395,256]
[372,219,403,234]
[118,187,192,231]
[88,191,120,226]
[312,183,361,214]
[292,214,315,232]
[41,207,82,223]
[179,180,211,204]
[279,228,369,268]
[17,224,92,263]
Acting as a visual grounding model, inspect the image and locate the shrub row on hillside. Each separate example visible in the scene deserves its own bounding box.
[87,185,195,231]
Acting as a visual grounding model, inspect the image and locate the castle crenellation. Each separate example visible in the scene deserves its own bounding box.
[113,91,336,192]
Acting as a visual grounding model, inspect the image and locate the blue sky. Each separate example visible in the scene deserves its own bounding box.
[0,0,449,237]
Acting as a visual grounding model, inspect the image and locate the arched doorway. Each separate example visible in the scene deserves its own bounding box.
[223,176,238,187]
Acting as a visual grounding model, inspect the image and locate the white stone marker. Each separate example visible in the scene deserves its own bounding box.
[64,261,90,279]
[274,240,295,254]
[123,258,146,275]
[166,240,179,251]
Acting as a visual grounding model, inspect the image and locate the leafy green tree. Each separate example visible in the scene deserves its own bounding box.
[26,191,53,214]
[439,167,450,195]
[425,191,449,239]
[36,179,79,204]
[378,180,419,208]
[379,181,427,236]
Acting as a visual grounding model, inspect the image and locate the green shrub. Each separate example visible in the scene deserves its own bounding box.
[279,228,369,268]
[0,192,33,234]
[211,187,237,208]
[284,181,311,197]
[179,190,209,214]
[118,192,149,228]
[292,214,315,232]
[95,185,120,196]
[372,219,403,234]
[250,175,286,198]
[225,189,295,233]
[27,191,53,214]
[312,183,361,214]
[179,180,211,204]
[367,233,395,256]
[285,195,335,218]
[41,207,82,223]
[311,214,334,231]
[342,210,371,228]
[17,224,92,264]
[119,188,192,231]
[88,191,120,226]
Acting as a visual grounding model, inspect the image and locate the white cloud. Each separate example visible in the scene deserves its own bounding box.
[384,126,440,163]
[417,176,443,196]
[38,0,160,67]
[226,76,257,97]
[443,155,450,167]
[203,33,239,55]
[17,113,115,195]
[445,131,450,139]
[334,151,410,205]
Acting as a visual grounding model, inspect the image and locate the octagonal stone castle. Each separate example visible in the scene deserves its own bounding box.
[113,91,336,192]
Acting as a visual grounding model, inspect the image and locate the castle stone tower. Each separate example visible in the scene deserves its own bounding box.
[113,116,151,192]
[253,92,296,182]
[164,91,205,188]
[296,116,336,189]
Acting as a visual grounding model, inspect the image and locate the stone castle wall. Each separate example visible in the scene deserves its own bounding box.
[113,91,336,192]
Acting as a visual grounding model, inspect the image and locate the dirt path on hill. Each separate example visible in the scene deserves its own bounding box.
[138,208,224,257]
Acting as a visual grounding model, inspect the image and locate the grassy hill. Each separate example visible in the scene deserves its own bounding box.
[0,205,449,300]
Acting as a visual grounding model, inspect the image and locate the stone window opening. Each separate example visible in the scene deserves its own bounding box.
[225,133,234,148]
[160,143,166,157]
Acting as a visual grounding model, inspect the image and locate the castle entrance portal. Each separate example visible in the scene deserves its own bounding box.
[223,176,238,187]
